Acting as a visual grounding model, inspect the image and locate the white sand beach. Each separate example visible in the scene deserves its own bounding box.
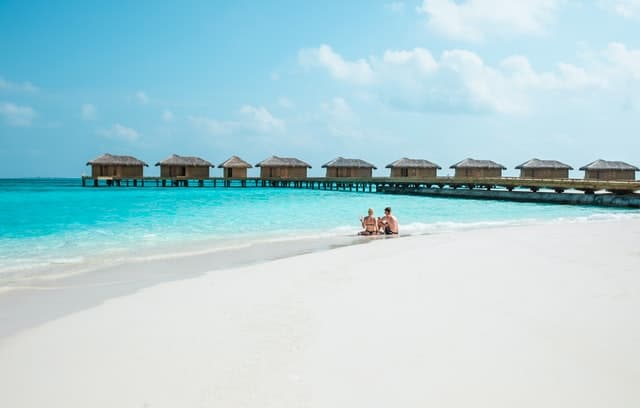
[1,219,640,407]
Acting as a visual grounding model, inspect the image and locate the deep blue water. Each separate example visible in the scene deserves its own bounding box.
[0,178,637,283]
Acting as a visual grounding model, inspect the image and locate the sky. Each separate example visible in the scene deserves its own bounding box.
[1,0,639,177]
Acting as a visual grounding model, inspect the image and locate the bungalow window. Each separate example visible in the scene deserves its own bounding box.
[401,168,409,177]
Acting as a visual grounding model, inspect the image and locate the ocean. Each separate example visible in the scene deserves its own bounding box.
[1,178,638,286]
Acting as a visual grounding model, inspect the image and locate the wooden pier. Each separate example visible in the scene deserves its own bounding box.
[80,175,640,208]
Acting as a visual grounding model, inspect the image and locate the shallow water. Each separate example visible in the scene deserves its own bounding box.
[0,178,638,285]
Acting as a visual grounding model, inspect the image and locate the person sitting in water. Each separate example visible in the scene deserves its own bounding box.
[359,208,379,235]
[378,207,399,235]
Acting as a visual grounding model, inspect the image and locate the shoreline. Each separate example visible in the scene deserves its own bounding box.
[1,213,640,339]
[3,210,638,288]
[1,218,639,407]
[0,233,374,339]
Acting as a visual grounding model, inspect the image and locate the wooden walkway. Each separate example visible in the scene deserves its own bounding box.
[80,176,640,208]
[82,175,640,194]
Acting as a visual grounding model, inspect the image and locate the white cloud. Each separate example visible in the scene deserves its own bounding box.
[135,91,149,104]
[439,50,525,114]
[417,0,563,42]
[190,105,285,136]
[321,97,364,139]
[499,56,605,90]
[299,43,624,115]
[97,124,140,142]
[385,2,405,13]
[383,48,438,73]
[81,103,97,120]
[322,97,355,122]
[0,102,36,126]
[189,116,236,135]
[602,0,640,18]
[298,44,374,85]
[162,110,174,122]
[301,46,439,86]
[603,42,640,79]
[0,77,38,93]
[278,97,295,109]
[240,105,285,132]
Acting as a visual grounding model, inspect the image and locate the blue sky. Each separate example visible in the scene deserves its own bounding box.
[1,0,639,177]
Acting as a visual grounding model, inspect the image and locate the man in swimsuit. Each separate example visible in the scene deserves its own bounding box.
[359,208,378,235]
[378,207,399,235]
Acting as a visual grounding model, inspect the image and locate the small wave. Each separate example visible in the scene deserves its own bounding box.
[49,256,85,265]
[551,212,640,223]
[325,211,640,237]
[125,241,256,262]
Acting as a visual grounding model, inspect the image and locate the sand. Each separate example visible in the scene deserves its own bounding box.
[1,219,639,407]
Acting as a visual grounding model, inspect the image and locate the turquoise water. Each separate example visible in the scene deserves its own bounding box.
[0,178,637,284]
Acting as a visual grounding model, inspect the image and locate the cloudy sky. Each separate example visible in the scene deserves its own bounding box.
[1,0,639,177]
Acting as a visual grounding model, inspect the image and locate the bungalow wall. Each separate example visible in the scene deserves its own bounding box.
[454,168,502,178]
[325,167,373,178]
[584,169,636,181]
[159,166,209,178]
[260,166,308,179]
[91,165,144,178]
[160,166,180,177]
[186,166,209,178]
[520,168,569,179]
[390,168,437,178]
[223,168,248,179]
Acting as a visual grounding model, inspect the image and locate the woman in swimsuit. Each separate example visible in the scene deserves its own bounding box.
[359,208,378,235]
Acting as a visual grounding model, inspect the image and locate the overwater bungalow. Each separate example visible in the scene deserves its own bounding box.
[86,153,148,178]
[255,155,312,179]
[155,154,213,178]
[516,159,573,179]
[386,158,441,178]
[218,155,253,179]
[579,159,639,181]
[450,158,506,178]
[322,157,377,178]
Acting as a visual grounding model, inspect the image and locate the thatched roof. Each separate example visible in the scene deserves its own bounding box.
[386,158,441,169]
[579,159,639,171]
[516,158,573,170]
[255,156,312,168]
[154,154,213,167]
[322,157,377,169]
[218,155,253,168]
[86,153,148,167]
[450,158,506,170]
